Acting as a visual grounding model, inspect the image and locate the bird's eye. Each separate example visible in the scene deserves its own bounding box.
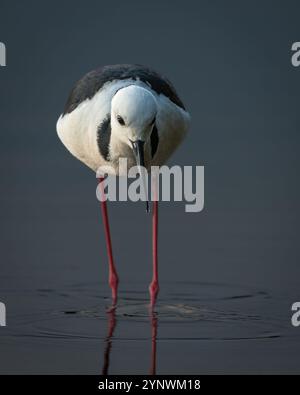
[117,115,125,126]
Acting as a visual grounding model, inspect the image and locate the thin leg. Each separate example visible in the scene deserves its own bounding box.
[149,198,159,307]
[98,177,119,306]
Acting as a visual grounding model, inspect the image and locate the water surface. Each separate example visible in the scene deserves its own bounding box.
[1,281,298,374]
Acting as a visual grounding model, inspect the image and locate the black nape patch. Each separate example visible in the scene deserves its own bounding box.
[150,125,159,158]
[97,115,111,161]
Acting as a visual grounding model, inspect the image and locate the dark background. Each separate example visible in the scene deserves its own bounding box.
[0,0,300,374]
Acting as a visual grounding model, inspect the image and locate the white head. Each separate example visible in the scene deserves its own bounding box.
[111,85,157,212]
[111,85,157,147]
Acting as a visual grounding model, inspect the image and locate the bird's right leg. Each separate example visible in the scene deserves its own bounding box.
[98,177,119,306]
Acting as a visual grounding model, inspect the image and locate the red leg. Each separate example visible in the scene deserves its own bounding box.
[98,177,119,306]
[149,198,159,307]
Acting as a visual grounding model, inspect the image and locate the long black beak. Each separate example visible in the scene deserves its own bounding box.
[130,139,149,213]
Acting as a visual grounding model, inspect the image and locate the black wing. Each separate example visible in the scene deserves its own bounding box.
[63,64,185,115]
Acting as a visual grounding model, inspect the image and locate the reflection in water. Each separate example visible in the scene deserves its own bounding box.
[101,306,158,375]
[2,283,284,375]
[0,280,292,375]
[102,308,117,375]
[149,311,158,375]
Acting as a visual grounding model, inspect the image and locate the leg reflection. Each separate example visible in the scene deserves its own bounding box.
[102,307,117,375]
[101,305,158,375]
[149,310,158,375]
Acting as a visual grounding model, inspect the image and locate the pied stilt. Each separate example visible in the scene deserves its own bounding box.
[57,64,190,307]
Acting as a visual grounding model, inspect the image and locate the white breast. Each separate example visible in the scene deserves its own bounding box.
[152,94,190,167]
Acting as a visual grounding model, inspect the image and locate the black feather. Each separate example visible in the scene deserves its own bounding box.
[97,115,111,161]
[63,64,185,115]
[150,125,159,159]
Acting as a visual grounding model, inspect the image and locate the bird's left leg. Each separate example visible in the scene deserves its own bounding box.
[149,177,159,307]
[98,177,119,306]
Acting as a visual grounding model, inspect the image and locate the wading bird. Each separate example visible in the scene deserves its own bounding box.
[57,64,190,307]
